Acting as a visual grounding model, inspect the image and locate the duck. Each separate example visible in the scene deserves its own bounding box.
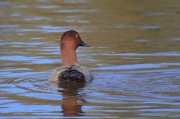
[48,30,93,83]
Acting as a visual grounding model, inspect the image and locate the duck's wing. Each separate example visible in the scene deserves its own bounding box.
[48,66,68,82]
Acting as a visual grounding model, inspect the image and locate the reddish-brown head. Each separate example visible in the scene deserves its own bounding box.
[60,30,90,51]
[60,30,90,66]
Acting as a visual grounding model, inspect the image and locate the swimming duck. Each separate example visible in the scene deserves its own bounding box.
[48,30,93,82]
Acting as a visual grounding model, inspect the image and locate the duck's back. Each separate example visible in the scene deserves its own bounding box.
[49,65,93,82]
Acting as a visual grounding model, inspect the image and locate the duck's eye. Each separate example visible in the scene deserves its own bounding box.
[75,33,78,38]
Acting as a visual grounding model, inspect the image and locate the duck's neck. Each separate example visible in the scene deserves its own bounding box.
[60,49,78,66]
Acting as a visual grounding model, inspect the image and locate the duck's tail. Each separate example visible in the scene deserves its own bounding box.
[58,67,85,82]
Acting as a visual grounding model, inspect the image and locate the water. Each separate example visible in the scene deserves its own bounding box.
[0,0,180,118]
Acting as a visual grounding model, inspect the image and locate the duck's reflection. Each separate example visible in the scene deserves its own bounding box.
[50,82,86,116]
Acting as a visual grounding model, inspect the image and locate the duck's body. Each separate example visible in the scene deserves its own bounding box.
[48,30,93,82]
[49,64,93,82]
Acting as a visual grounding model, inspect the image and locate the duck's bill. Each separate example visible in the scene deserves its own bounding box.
[80,40,91,47]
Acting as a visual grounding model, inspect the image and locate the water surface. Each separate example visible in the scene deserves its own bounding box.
[0,0,180,118]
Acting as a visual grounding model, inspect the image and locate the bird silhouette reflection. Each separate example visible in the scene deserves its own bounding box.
[50,81,87,117]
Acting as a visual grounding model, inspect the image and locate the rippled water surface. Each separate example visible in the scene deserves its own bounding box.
[1,0,180,118]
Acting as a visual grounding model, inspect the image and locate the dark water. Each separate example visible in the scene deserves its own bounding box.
[0,0,180,118]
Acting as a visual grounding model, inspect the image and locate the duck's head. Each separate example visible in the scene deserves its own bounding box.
[60,30,90,51]
[60,30,91,66]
